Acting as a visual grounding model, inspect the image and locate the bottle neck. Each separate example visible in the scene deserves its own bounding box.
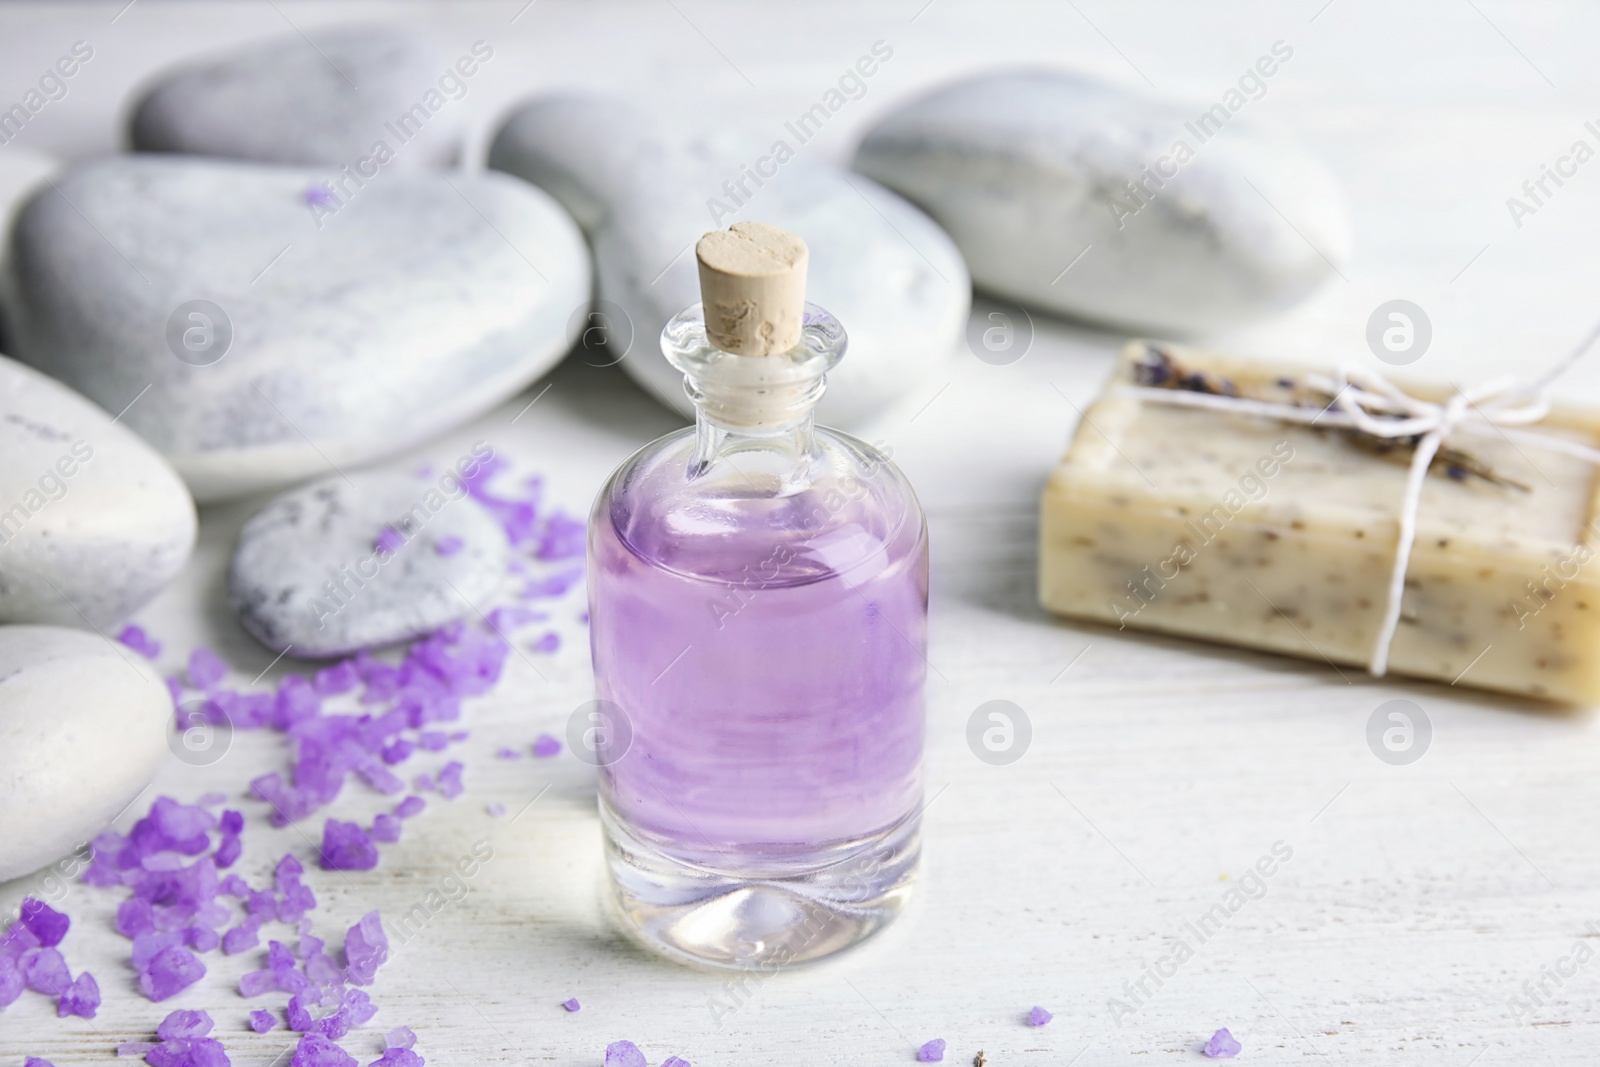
[690,408,819,478]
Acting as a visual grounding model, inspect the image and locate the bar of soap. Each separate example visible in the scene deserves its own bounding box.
[1040,341,1600,703]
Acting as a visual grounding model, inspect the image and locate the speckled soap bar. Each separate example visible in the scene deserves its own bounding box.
[1040,341,1600,703]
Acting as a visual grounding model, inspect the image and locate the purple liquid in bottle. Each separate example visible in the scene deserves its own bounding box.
[587,300,927,967]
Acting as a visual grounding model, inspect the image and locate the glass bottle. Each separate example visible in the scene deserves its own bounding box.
[586,290,928,969]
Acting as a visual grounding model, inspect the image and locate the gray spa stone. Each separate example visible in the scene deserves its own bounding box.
[0,625,171,883]
[0,354,196,628]
[228,467,509,658]
[852,70,1353,336]
[130,26,465,168]
[0,156,589,502]
[488,95,969,429]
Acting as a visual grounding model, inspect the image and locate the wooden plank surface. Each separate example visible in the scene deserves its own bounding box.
[4,2,1600,1064]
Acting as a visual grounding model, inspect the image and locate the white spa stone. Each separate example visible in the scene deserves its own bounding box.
[0,625,171,883]
[487,95,970,429]
[0,147,53,232]
[0,354,196,628]
[0,156,589,502]
[852,70,1353,336]
[130,26,463,168]
[228,468,509,658]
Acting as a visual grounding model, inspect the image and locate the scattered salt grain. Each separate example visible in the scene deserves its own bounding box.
[486,803,506,817]
[384,1026,416,1049]
[1027,1005,1052,1027]
[1204,1028,1242,1058]
[137,945,205,1001]
[251,1009,277,1033]
[660,1058,692,1067]
[115,1043,155,1057]
[917,1038,946,1062]
[292,1032,357,1067]
[369,1051,424,1067]
[374,527,406,555]
[320,820,379,871]
[562,998,580,1012]
[19,898,69,946]
[117,624,161,658]
[434,536,464,556]
[436,761,464,799]
[395,796,426,819]
[371,814,402,843]
[344,911,389,985]
[529,632,559,653]
[24,1058,55,1067]
[532,733,561,758]
[157,1008,214,1040]
[187,647,228,690]
[604,1041,647,1067]
[495,747,522,760]
[56,971,99,1018]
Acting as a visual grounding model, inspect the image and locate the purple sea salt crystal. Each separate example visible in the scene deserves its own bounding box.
[561,998,580,1012]
[381,738,415,765]
[368,1051,423,1067]
[251,1009,277,1033]
[532,733,561,758]
[412,773,435,792]
[56,971,100,1018]
[185,925,221,952]
[138,945,206,1001]
[520,571,582,598]
[1027,1005,1053,1026]
[486,802,506,817]
[292,1033,357,1067]
[187,647,228,690]
[417,731,449,752]
[384,1026,416,1049]
[0,956,23,1006]
[24,1059,55,1067]
[304,185,334,206]
[358,760,407,795]
[536,513,585,560]
[917,1039,946,1062]
[436,761,464,799]
[320,820,379,871]
[1204,1028,1242,1058]
[434,535,464,556]
[147,1038,230,1067]
[223,922,261,955]
[118,624,162,658]
[371,813,402,843]
[374,527,406,555]
[495,747,522,760]
[314,661,360,695]
[214,834,242,869]
[529,632,560,653]
[21,947,70,994]
[395,796,426,818]
[344,910,389,985]
[604,1042,647,1067]
[220,874,250,897]
[164,675,184,706]
[660,1059,692,1067]
[19,898,69,946]
[157,1008,214,1040]
[115,1043,156,1056]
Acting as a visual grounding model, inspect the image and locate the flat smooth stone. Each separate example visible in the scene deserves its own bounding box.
[130,26,463,168]
[0,353,195,628]
[0,625,171,883]
[228,468,509,658]
[488,95,970,429]
[852,70,1353,336]
[0,156,589,501]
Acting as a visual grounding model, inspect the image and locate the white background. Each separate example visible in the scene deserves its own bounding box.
[3,1,1599,1064]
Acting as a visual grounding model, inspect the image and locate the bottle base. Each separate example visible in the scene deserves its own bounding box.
[600,800,919,970]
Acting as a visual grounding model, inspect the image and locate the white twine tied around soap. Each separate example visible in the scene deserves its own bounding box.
[1126,323,1600,677]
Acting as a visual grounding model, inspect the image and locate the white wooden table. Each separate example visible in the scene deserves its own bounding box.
[5,1,1600,1063]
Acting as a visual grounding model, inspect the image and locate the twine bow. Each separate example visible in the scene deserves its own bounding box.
[1123,327,1600,677]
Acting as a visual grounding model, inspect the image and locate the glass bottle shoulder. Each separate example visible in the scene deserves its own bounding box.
[594,424,926,587]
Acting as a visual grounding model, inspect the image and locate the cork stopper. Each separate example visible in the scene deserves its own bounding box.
[695,222,809,356]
